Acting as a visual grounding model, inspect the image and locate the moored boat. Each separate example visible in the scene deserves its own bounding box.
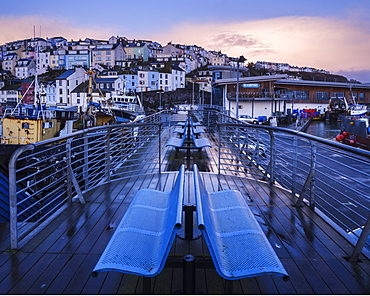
[335,116,370,150]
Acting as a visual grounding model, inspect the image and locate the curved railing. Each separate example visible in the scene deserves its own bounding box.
[7,108,370,261]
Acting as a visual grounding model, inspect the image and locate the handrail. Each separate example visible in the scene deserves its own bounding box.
[6,108,370,261]
[212,111,370,261]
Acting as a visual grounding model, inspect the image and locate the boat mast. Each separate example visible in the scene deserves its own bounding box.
[86,69,95,115]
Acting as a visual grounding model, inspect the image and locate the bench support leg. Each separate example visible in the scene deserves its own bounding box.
[183,255,196,295]
[143,277,151,294]
[225,279,233,294]
[177,204,201,240]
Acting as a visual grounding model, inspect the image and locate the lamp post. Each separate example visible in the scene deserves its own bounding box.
[192,75,195,109]
[157,90,163,110]
[236,55,246,119]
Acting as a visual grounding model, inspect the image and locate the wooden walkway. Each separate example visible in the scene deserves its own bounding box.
[0,115,369,294]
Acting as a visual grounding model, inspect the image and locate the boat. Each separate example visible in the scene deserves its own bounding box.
[101,92,145,122]
[348,104,368,116]
[326,96,347,121]
[335,116,370,150]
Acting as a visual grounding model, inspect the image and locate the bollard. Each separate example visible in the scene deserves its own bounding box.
[183,254,196,295]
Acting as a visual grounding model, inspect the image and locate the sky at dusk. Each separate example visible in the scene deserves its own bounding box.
[1,0,370,82]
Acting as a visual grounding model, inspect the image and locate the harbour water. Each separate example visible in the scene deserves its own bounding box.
[305,120,342,140]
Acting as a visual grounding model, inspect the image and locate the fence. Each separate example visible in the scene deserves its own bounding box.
[6,108,370,260]
[209,111,370,261]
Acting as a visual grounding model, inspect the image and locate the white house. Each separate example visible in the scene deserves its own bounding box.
[55,68,86,106]
[15,58,36,79]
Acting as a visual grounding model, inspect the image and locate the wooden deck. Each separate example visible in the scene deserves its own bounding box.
[0,115,369,294]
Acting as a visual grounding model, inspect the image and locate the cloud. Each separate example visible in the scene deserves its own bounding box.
[209,32,277,57]
[1,14,369,82]
[153,16,370,78]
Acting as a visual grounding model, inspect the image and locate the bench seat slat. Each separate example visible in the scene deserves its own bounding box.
[191,133,211,149]
[93,166,185,277]
[166,136,186,148]
[194,165,289,281]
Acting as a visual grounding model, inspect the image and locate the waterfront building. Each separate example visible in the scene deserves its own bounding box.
[91,44,126,68]
[41,81,57,106]
[15,58,36,79]
[50,47,67,70]
[55,68,86,106]
[212,73,370,118]
[65,49,91,70]
[124,42,150,61]
[2,53,19,76]
[0,83,21,109]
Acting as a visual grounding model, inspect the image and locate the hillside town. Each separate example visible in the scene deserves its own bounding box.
[0,35,347,113]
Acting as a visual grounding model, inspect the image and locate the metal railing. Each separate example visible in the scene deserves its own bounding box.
[8,112,163,249]
[6,108,370,261]
[208,111,370,261]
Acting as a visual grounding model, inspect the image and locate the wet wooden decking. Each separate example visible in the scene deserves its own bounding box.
[0,114,369,294]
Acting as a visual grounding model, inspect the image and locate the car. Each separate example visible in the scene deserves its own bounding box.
[238,115,258,124]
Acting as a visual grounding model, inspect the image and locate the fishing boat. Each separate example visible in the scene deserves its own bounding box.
[348,104,368,116]
[335,116,370,150]
[101,92,145,122]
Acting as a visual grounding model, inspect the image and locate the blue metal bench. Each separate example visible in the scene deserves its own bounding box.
[193,164,289,282]
[166,134,186,149]
[92,165,185,281]
[190,132,211,149]
[173,124,187,137]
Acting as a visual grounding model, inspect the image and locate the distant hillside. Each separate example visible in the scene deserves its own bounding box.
[247,63,354,83]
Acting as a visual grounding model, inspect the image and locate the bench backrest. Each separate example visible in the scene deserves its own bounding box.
[168,164,185,229]
[193,164,289,281]
[92,165,185,277]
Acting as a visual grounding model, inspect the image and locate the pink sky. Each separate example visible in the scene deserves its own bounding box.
[1,10,370,82]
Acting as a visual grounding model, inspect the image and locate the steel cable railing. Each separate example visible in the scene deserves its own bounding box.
[7,109,370,260]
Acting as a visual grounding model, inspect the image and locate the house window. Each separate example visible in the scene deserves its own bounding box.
[333,92,345,98]
[316,91,330,100]
[359,93,365,101]
[106,51,111,55]
[295,91,309,99]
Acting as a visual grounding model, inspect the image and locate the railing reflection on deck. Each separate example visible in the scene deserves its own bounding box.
[7,107,370,261]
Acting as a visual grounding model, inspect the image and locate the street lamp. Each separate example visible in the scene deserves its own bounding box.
[157,90,163,110]
[236,55,246,119]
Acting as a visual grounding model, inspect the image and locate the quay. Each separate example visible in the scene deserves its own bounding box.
[0,108,369,294]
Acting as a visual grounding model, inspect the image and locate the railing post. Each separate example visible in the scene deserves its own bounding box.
[294,141,316,209]
[9,144,34,250]
[292,136,298,196]
[105,128,112,182]
[309,142,317,210]
[158,123,162,175]
[66,138,85,204]
[83,134,89,190]
[218,124,222,176]
[268,130,275,185]
[349,214,370,261]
